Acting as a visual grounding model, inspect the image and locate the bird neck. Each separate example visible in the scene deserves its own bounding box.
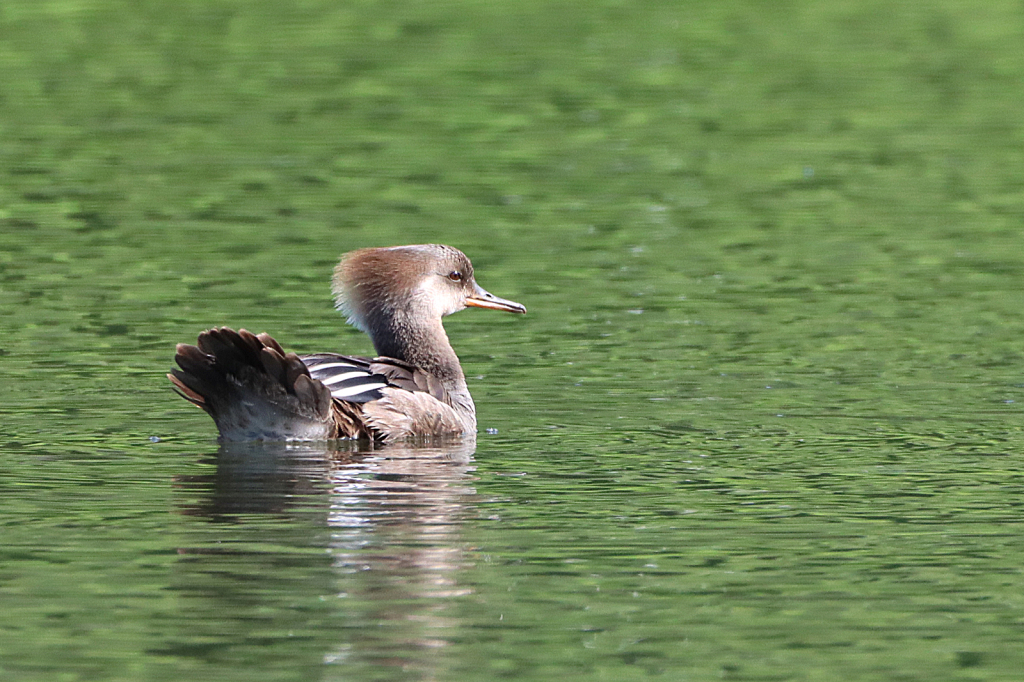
[367,311,466,386]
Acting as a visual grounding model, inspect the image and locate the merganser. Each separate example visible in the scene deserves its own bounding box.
[169,244,526,441]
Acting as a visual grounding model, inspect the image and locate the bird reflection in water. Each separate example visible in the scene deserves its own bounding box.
[172,437,478,677]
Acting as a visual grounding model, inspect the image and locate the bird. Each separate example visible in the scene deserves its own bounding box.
[168,244,526,442]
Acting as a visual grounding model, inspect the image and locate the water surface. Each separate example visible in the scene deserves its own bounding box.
[4,1,1024,680]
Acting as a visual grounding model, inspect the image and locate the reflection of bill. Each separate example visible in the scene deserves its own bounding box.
[173,438,478,676]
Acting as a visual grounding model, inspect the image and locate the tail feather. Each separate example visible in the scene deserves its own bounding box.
[256,332,286,356]
[168,368,207,409]
[170,327,337,441]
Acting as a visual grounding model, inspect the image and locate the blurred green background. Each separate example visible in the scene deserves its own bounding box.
[4,0,1024,439]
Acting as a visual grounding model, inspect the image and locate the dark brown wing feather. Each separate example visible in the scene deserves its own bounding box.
[169,327,375,441]
[170,330,466,441]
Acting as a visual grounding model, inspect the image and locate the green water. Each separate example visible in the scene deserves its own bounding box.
[4,1,1024,679]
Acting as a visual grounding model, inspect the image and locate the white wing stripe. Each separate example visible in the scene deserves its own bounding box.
[331,382,389,398]
[306,361,359,372]
[319,371,369,385]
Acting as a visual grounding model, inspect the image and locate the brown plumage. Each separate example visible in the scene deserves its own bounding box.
[169,244,525,442]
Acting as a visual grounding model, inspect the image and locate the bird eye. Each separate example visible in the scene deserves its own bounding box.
[447,271,463,282]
